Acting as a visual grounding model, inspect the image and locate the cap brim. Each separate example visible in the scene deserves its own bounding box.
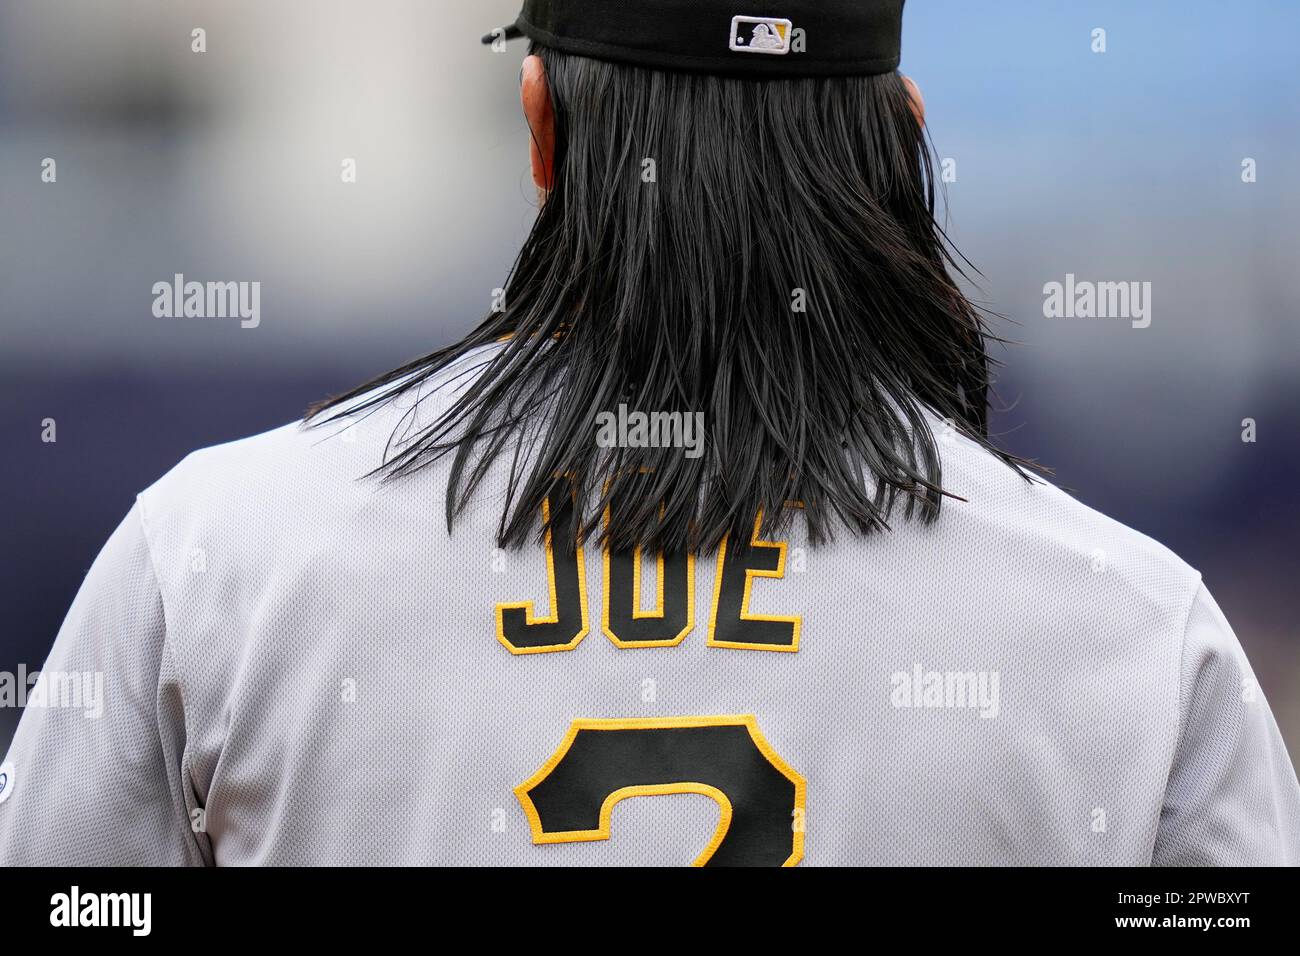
[480,23,524,45]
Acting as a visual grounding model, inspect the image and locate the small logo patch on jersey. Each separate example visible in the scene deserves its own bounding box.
[729,16,794,56]
[0,761,13,805]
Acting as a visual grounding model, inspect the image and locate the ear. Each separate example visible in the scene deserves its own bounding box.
[521,55,556,193]
[901,74,926,126]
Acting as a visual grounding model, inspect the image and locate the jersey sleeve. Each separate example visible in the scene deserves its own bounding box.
[0,501,210,866]
[1152,582,1300,865]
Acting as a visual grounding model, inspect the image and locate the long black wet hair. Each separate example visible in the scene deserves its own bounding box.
[309,45,1030,554]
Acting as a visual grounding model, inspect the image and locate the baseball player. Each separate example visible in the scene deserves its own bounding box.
[2,0,1297,866]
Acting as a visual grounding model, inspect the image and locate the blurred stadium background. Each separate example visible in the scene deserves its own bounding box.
[2,0,1298,756]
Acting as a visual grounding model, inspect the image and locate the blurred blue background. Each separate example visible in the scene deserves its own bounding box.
[2,0,1297,754]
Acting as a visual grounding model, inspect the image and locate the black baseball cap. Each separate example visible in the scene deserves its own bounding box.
[481,0,906,78]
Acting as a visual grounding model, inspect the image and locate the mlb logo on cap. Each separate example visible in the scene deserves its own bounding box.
[729,15,794,56]
[484,1,905,78]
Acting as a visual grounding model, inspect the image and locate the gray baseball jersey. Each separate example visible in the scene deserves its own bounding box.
[3,349,1298,866]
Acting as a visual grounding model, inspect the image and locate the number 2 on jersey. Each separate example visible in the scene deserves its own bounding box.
[516,715,806,866]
